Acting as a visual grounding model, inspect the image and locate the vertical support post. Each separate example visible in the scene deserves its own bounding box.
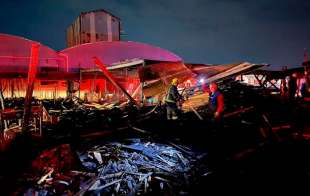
[53,83,56,104]
[22,43,40,134]
[90,78,95,102]
[140,61,145,105]
[39,116,42,136]
[90,72,97,102]
[0,113,3,137]
[0,88,4,110]
[79,69,82,99]
[10,80,14,98]
[0,89,4,135]
[0,88,8,130]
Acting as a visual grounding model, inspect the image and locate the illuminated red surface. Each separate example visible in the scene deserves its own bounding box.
[0,33,65,74]
[27,44,40,83]
[1,34,183,78]
[0,34,184,99]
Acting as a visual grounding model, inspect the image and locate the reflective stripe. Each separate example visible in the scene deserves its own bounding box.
[165,99,176,103]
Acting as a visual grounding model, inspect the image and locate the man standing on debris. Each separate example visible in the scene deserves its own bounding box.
[165,78,183,120]
[208,82,224,121]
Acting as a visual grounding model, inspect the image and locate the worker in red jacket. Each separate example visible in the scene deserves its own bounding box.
[208,82,224,121]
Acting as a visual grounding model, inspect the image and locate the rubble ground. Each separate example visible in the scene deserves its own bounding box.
[0,81,310,194]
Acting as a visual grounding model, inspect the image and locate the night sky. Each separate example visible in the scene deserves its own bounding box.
[1,0,310,69]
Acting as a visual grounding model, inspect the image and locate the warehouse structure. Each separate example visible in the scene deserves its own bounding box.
[0,33,190,103]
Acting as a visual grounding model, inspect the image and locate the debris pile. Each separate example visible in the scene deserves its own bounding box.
[23,139,207,195]
[31,144,78,174]
[44,103,129,138]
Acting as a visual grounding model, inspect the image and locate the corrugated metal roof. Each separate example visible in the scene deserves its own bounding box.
[60,41,183,71]
[0,33,66,73]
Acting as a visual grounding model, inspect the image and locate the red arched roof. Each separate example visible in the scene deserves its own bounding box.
[0,33,65,74]
[60,41,182,70]
[0,34,183,79]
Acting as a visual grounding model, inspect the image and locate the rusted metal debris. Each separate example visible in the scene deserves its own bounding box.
[22,139,207,195]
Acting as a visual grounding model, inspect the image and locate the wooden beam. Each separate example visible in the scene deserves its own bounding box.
[93,57,138,106]
[254,74,264,88]
[268,79,280,90]
[261,75,268,88]
[22,43,40,133]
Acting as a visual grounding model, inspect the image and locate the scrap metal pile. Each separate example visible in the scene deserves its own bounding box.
[22,139,207,195]
[42,98,135,138]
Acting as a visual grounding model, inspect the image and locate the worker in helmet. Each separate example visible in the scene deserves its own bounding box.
[165,78,183,120]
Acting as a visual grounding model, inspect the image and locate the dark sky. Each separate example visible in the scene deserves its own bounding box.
[1,0,310,68]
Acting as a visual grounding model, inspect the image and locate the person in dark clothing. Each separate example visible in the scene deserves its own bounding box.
[301,71,310,100]
[165,78,183,120]
[288,73,297,101]
[208,82,224,121]
[280,78,288,97]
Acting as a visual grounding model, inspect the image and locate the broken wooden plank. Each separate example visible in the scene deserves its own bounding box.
[99,172,123,180]
[37,168,54,185]
[89,179,122,191]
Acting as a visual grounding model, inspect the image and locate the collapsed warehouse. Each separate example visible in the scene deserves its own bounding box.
[0,33,310,195]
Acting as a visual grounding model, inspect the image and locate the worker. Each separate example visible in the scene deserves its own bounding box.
[165,78,183,120]
[280,78,288,97]
[301,71,310,100]
[288,72,297,101]
[208,82,224,121]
